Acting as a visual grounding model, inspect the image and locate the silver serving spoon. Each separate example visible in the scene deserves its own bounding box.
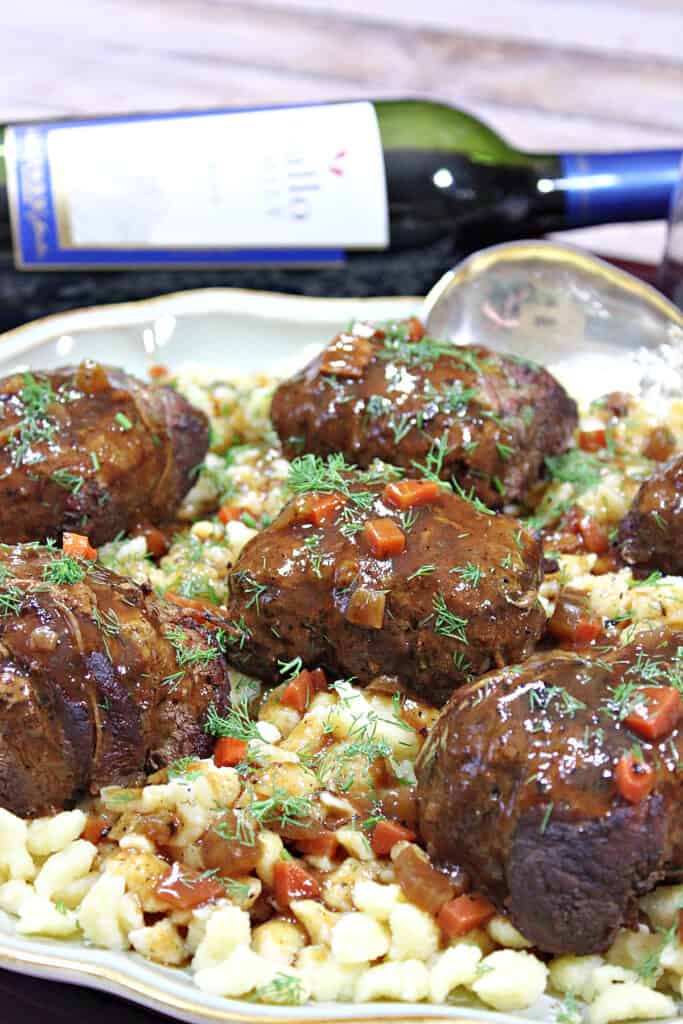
[422,240,683,405]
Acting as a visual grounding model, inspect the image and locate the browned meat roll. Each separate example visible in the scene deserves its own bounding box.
[0,362,208,546]
[0,543,230,817]
[271,320,577,509]
[224,457,545,705]
[619,452,683,574]
[416,628,683,955]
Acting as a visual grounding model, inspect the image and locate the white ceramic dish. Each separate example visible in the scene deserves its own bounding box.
[0,279,676,1024]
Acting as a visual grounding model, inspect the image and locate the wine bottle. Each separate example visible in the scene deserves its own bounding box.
[0,99,679,331]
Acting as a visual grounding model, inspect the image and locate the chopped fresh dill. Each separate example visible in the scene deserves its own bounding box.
[451,478,496,516]
[450,562,483,587]
[545,449,601,493]
[204,699,260,743]
[441,382,479,411]
[114,412,133,431]
[628,570,663,589]
[652,511,667,531]
[432,592,468,643]
[248,972,306,1006]
[411,434,450,483]
[0,584,23,616]
[388,412,413,444]
[540,801,554,834]
[162,625,220,689]
[167,756,203,782]
[399,508,418,533]
[218,616,251,651]
[496,441,514,461]
[278,655,304,682]
[8,373,57,467]
[231,570,268,613]
[407,563,436,582]
[42,553,88,586]
[636,917,680,983]
[302,532,324,577]
[529,685,587,717]
[51,468,85,495]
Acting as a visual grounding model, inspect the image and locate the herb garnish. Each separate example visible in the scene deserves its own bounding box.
[431,592,468,643]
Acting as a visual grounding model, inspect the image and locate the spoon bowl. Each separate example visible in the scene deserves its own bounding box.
[423,240,683,404]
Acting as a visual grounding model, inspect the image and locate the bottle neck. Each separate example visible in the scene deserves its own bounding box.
[541,150,682,228]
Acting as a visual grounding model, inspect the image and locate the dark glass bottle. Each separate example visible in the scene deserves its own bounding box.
[0,99,678,331]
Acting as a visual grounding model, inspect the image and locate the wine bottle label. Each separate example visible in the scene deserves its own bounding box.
[5,102,389,269]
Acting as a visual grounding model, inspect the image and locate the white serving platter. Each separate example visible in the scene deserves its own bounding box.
[0,282,670,1024]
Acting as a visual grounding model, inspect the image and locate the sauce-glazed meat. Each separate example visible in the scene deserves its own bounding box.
[619,453,683,574]
[0,544,230,817]
[417,628,683,955]
[224,458,545,705]
[0,363,208,546]
[271,320,577,509]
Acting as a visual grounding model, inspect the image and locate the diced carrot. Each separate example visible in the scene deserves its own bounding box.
[564,506,609,556]
[624,686,683,741]
[437,893,496,939]
[305,492,346,526]
[572,617,604,644]
[218,505,244,525]
[547,592,603,646]
[295,830,339,859]
[382,479,440,511]
[363,517,406,559]
[578,428,607,452]
[62,532,97,561]
[214,736,248,767]
[148,364,169,380]
[155,862,225,910]
[272,859,321,907]
[578,514,609,555]
[345,588,386,629]
[280,667,328,714]
[370,819,416,856]
[615,753,654,803]
[406,317,426,341]
[81,815,112,844]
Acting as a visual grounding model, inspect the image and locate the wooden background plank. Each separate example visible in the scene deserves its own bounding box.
[2,0,682,262]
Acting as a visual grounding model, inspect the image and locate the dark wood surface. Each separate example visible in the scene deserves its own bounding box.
[0,967,165,1023]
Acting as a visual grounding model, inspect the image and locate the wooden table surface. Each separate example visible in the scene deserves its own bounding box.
[3,0,683,263]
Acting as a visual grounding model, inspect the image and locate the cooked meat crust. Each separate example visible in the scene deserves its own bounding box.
[0,544,230,817]
[416,629,683,955]
[224,464,545,705]
[0,362,208,545]
[271,321,577,508]
[619,453,683,574]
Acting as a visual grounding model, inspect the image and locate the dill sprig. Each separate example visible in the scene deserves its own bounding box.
[0,584,24,616]
[8,373,58,467]
[204,699,261,743]
[545,449,601,493]
[431,592,468,644]
[50,468,85,495]
[451,478,496,517]
[42,553,89,586]
[450,562,483,587]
